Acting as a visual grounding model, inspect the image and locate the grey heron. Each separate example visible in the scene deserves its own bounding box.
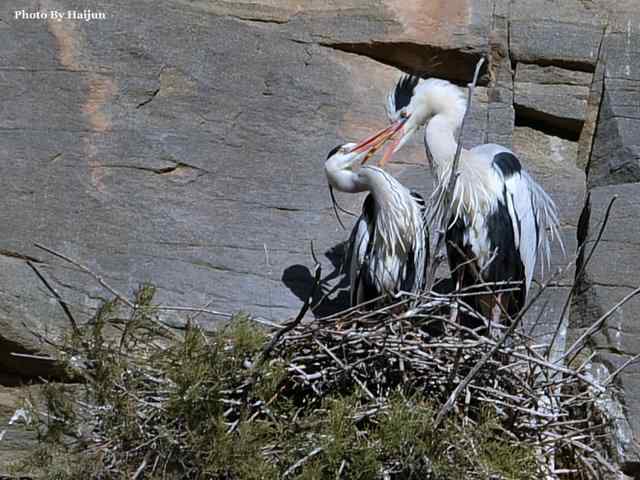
[353,75,562,323]
[324,143,429,308]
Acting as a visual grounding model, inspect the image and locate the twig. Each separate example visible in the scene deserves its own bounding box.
[132,453,150,480]
[10,352,56,361]
[33,242,179,338]
[329,185,356,230]
[151,305,233,319]
[562,285,640,363]
[545,196,617,358]
[33,243,134,308]
[314,338,376,401]
[604,352,640,385]
[27,260,79,334]
[283,447,323,478]
[426,57,485,291]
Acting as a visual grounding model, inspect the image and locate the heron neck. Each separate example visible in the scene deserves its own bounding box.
[325,165,368,193]
[425,113,461,181]
[326,165,412,219]
[357,167,396,202]
[326,164,399,198]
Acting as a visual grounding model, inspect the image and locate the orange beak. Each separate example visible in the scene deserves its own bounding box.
[352,116,408,166]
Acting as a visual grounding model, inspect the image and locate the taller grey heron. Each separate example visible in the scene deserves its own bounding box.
[353,75,562,322]
[324,143,429,308]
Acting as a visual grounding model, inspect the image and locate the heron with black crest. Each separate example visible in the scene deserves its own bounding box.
[352,74,562,324]
[324,143,429,308]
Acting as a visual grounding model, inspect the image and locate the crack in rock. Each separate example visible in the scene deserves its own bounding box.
[511,56,596,74]
[136,87,160,109]
[318,41,487,85]
[514,103,583,141]
[99,162,207,176]
[0,249,42,263]
[226,14,290,26]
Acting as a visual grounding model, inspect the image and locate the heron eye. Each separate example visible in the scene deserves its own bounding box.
[400,110,408,118]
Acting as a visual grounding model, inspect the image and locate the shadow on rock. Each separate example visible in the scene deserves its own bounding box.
[282,242,350,318]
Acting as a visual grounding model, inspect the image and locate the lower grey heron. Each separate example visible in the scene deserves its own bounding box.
[324,143,429,308]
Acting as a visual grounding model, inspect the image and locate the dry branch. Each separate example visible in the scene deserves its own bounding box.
[426,57,485,291]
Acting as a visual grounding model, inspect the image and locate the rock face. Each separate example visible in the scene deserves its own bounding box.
[573,184,640,472]
[571,8,640,473]
[586,14,640,188]
[2,0,640,474]
[514,64,591,138]
[508,0,606,69]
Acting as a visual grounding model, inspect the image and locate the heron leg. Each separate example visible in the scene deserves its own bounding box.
[450,292,459,325]
[451,269,465,326]
[491,293,502,333]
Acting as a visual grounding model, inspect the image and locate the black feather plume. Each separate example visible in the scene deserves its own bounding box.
[327,144,342,159]
[393,75,420,113]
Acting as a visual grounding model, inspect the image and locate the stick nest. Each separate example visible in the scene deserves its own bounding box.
[11,284,621,480]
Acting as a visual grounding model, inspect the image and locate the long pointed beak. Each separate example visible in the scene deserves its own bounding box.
[379,133,404,167]
[352,116,408,165]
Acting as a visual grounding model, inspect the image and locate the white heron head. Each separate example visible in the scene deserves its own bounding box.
[324,142,371,173]
[352,75,466,166]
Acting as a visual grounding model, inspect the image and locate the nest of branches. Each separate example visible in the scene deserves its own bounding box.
[11,275,625,480]
[264,294,619,478]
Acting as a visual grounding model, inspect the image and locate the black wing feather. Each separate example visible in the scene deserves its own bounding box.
[348,194,378,306]
[483,188,526,313]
